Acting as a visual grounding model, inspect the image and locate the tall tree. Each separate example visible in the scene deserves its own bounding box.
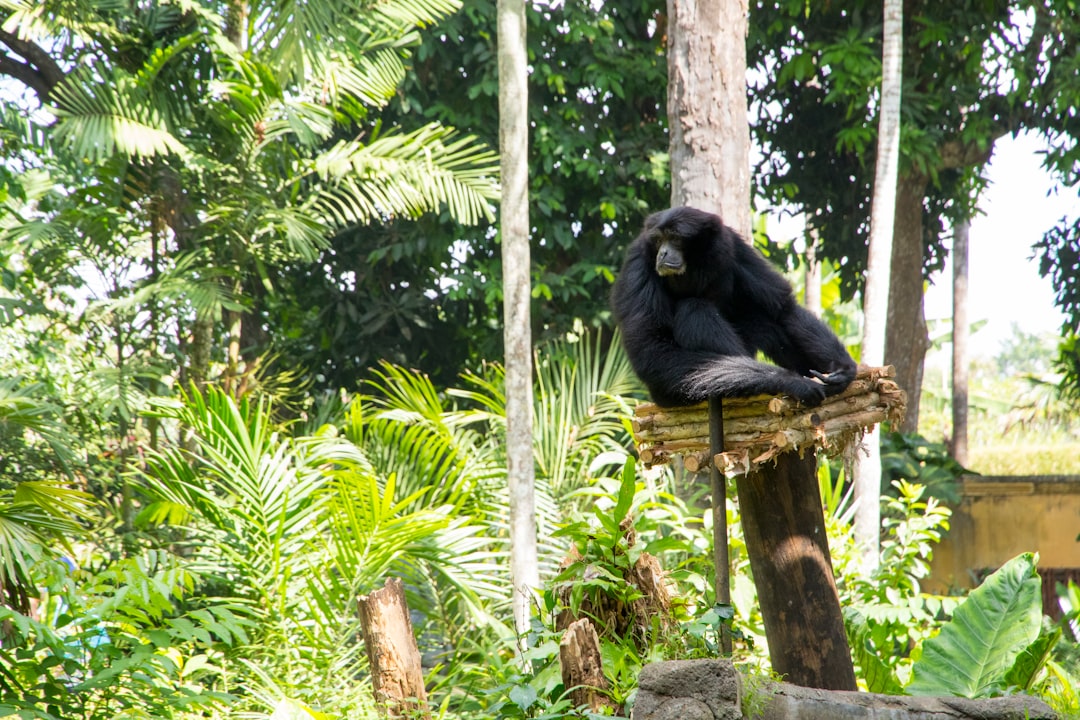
[0,0,498,404]
[665,0,749,660]
[257,0,670,391]
[951,220,970,466]
[497,0,538,638]
[852,0,902,571]
[667,0,750,234]
[749,1,1080,434]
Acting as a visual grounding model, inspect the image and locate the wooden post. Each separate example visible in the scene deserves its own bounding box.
[357,578,431,719]
[708,395,732,654]
[733,451,857,690]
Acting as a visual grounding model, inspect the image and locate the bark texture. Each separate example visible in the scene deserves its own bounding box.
[666,0,750,237]
[884,174,931,432]
[665,0,751,671]
[357,578,430,719]
[735,452,858,690]
[855,0,904,572]
[558,619,619,714]
[497,0,538,638]
[950,220,970,466]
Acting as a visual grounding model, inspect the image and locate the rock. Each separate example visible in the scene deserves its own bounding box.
[631,660,1058,720]
[633,659,741,720]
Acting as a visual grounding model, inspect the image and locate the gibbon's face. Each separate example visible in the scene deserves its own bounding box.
[654,232,687,277]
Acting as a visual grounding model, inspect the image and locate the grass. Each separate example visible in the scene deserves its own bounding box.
[967,443,1080,476]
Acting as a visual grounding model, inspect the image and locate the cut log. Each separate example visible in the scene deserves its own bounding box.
[559,619,620,714]
[357,578,431,719]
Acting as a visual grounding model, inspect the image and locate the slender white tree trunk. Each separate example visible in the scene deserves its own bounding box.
[855,0,903,572]
[666,0,750,236]
[951,220,970,466]
[804,227,822,317]
[497,0,538,639]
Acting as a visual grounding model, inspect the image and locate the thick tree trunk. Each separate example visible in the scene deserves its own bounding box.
[734,452,857,690]
[666,0,750,237]
[950,220,970,466]
[884,174,930,434]
[497,0,538,639]
[224,0,248,49]
[187,314,213,389]
[666,0,749,659]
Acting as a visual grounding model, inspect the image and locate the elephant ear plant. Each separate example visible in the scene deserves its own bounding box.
[847,552,1056,698]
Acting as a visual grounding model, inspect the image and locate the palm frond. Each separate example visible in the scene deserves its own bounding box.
[84,250,245,324]
[533,328,638,496]
[137,387,329,593]
[0,481,92,606]
[358,363,507,514]
[362,0,462,35]
[50,70,190,163]
[317,49,406,109]
[249,0,459,85]
[0,378,76,469]
[311,123,499,226]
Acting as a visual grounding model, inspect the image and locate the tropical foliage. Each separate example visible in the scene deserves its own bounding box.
[1,0,499,417]
[3,1,1080,719]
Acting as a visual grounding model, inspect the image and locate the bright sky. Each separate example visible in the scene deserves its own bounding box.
[924,131,1073,358]
[769,130,1075,361]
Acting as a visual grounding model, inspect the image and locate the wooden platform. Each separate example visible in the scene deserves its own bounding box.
[632,365,906,475]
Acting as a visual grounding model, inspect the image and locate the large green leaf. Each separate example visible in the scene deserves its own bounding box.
[906,553,1043,697]
[1003,626,1061,692]
[843,608,904,694]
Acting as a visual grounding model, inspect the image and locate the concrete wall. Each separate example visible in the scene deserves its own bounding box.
[927,475,1080,600]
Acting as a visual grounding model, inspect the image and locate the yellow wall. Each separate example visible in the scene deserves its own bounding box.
[926,475,1080,594]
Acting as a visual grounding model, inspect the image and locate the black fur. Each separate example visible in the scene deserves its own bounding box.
[611,206,857,407]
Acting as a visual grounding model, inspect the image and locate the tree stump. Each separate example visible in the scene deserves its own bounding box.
[357,577,430,719]
[559,618,620,714]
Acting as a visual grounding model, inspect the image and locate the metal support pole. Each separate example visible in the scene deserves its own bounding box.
[708,395,732,654]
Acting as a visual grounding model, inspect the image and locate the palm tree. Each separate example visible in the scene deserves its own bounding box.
[134,384,506,711]
[1,0,499,394]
